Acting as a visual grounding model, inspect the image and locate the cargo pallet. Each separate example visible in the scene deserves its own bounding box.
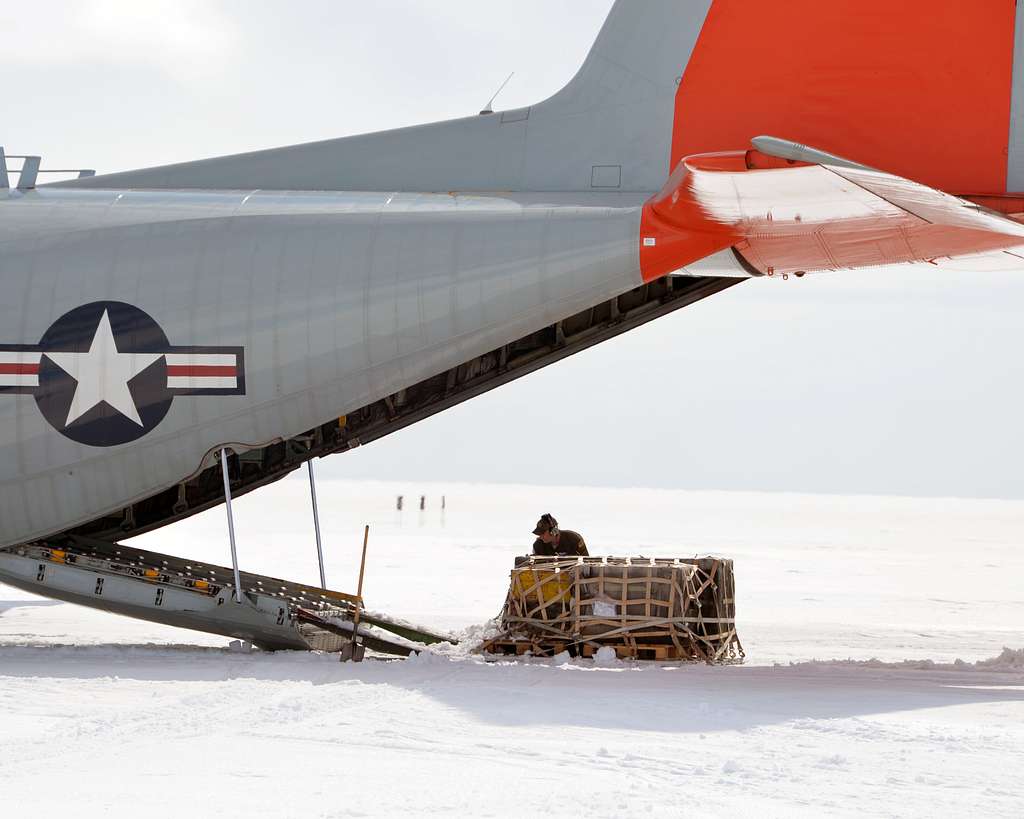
[479,555,743,663]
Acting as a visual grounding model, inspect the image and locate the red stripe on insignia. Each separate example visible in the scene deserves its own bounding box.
[166,365,237,377]
[0,363,39,375]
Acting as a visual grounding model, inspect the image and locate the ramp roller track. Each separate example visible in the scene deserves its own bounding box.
[0,536,449,653]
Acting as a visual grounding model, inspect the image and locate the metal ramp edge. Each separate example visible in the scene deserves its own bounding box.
[0,537,453,654]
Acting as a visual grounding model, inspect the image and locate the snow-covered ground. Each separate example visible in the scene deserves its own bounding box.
[2,479,1023,817]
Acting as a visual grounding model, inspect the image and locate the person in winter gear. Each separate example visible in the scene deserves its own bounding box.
[531,513,588,556]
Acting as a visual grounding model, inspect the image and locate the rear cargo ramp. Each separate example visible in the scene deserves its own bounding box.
[0,537,451,655]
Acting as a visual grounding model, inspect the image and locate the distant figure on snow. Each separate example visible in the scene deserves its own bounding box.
[531,513,588,557]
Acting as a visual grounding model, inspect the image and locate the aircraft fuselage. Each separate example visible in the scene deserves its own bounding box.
[0,187,646,547]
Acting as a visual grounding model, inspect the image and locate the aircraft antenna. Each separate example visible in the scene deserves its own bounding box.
[479,72,514,115]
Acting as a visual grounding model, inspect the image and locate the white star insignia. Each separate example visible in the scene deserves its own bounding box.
[45,310,163,428]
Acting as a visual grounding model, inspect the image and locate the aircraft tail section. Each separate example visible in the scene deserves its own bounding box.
[670,1,1020,196]
[58,1,1022,197]
[60,1,714,193]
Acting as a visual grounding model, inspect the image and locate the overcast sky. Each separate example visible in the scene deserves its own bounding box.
[6,1,1023,499]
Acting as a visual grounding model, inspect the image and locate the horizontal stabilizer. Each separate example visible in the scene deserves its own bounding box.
[639,138,1024,281]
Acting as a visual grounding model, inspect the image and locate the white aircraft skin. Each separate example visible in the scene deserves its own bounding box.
[0,187,648,546]
[0,0,738,550]
[2,0,1023,556]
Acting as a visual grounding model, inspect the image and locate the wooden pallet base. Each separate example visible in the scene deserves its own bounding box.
[480,637,708,662]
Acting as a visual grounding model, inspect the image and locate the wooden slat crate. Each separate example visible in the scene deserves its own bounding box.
[479,556,743,663]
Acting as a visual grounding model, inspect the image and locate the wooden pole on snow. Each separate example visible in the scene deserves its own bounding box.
[343,525,370,662]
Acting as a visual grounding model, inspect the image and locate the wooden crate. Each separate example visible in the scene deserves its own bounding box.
[479,556,743,663]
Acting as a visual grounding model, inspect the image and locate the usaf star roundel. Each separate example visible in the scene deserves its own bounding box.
[0,301,245,447]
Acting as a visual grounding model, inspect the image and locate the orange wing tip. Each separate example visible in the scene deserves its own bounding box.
[639,153,743,283]
[643,146,1024,279]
